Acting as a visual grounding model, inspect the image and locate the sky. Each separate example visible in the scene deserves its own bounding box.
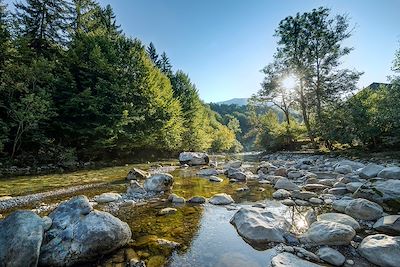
[6,0,400,102]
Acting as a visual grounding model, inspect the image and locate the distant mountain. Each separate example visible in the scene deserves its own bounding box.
[213,98,249,106]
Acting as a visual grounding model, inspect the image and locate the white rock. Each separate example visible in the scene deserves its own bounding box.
[209,193,234,205]
[318,213,360,231]
[230,207,290,244]
[358,234,400,267]
[300,221,356,246]
[93,193,122,203]
[271,252,324,267]
[179,152,209,166]
[143,173,173,192]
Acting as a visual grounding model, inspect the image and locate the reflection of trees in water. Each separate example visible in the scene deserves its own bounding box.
[287,205,326,234]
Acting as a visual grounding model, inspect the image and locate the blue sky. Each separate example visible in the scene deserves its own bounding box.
[6,0,400,102]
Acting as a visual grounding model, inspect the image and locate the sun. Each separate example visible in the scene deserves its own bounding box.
[281,75,297,89]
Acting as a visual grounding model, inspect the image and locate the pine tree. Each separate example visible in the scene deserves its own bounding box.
[99,4,121,36]
[14,0,72,55]
[0,0,10,71]
[71,0,98,34]
[159,51,172,76]
[146,42,159,66]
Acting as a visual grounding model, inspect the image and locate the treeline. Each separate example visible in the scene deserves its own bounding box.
[0,0,238,166]
[252,7,400,151]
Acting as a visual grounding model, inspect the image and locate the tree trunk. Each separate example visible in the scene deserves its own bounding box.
[299,80,314,143]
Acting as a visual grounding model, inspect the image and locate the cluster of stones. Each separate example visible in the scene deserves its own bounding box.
[235,153,400,267]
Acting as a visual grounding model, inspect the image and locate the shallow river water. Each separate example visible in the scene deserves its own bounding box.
[0,153,321,267]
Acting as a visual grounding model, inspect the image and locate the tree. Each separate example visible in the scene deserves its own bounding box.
[273,7,362,141]
[159,51,172,76]
[15,0,72,55]
[71,0,98,34]
[146,42,159,66]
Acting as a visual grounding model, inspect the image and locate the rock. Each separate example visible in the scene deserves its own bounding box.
[373,215,400,234]
[300,221,356,245]
[197,168,219,176]
[281,199,296,206]
[273,189,291,199]
[127,181,146,195]
[378,166,400,179]
[303,184,329,191]
[335,165,353,174]
[143,173,173,192]
[318,213,360,231]
[209,193,234,205]
[358,234,400,267]
[0,196,12,201]
[353,179,400,210]
[295,199,310,206]
[274,178,300,191]
[309,197,323,205]
[224,160,242,169]
[236,187,249,192]
[275,168,288,177]
[287,171,303,179]
[346,182,363,193]
[305,210,317,226]
[336,160,365,171]
[168,193,185,203]
[156,238,180,248]
[39,196,131,266]
[317,247,345,266]
[318,179,336,186]
[127,168,150,180]
[271,252,324,267]
[314,172,339,180]
[230,207,290,245]
[359,163,385,179]
[158,207,177,215]
[93,192,122,203]
[187,196,206,204]
[228,171,247,181]
[42,216,53,231]
[345,198,383,220]
[179,152,209,166]
[0,211,45,267]
[257,162,275,174]
[328,187,348,196]
[209,176,223,182]
[332,198,353,213]
[291,190,317,200]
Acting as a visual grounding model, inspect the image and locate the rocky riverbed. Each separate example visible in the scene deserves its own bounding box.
[0,151,399,267]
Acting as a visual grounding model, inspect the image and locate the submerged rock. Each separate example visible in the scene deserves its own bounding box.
[158,207,177,216]
[39,196,131,267]
[230,207,290,246]
[271,252,324,267]
[345,198,383,220]
[209,193,234,205]
[300,221,355,246]
[143,173,173,192]
[358,234,400,267]
[0,211,45,267]
[93,192,122,203]
[179,152,209,166]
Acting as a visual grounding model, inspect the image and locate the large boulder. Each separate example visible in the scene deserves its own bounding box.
[143,173,173,192]
[332,198,353,213]
[179,152,209,166]
[345,198,383,220]
[378,166,400,179]
[127,168,150,180]
[358,234,400,267]
[230,207,291,246]
[39,196,131,267]
[353,179,400,210]
[300,221,355,246]
[318,213,360,231]
[274,177,299,191]
[359,163,385,179]
[373,215,400,234]
[271,252,324,267]
[0,211,46,267]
